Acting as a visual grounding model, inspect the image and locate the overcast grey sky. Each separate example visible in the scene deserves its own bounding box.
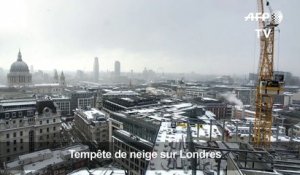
[0,0,299,75]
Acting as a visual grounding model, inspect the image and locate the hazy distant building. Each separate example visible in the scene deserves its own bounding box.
[59,71,66,86]
[30,65,34,73]
[32,70,51,84]
[7,50,32,86]
[249,73,258,82]
[93,57,99,82]
[114,61,120,77]
[76,70,85,80]
[53,69,59,83]
[32,84,63,95]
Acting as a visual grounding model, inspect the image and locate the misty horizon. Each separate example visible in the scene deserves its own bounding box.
[1,0,299,76]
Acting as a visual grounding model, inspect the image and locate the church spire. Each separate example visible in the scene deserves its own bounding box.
[17,49,22,61]
[59,71,66,86]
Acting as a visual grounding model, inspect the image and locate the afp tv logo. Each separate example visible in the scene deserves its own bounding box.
[245,11,283,38]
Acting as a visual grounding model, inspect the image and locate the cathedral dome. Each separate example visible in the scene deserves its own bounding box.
[10,61,30,72]
[9,50,30,73]
[7,50,32,86]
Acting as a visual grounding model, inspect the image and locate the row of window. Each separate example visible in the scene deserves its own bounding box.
[7,146,24,154]
[4,110,34,118]
[6,131,23,138]
[39,118,56,125]
[6,126,58,138]
[40,127,57,133]
[39,133,57,140]
[56,102,70,111]
[5,119,23,125]
[6,140,56,155]
[5,118,57,126]
[7,139,23,145]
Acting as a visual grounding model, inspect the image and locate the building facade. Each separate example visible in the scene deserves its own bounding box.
[65,89,96,114]
[0,99,62,163]
[74,108,111,150]
[193,97,229,119]
[112,130,152,175]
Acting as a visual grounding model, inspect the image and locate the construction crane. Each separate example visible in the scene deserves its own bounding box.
[253,0,284,147]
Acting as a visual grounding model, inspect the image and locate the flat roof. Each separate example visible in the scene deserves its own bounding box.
[33,83,60,87]
[68,167,126,175]
[6,144,89,174]
[103,90,139,96]
[83,108,106,121]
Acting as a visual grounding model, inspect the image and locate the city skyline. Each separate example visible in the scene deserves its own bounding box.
[1,1,300,174]
[0,0,299,75]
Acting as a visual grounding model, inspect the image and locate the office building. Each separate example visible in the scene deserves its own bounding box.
[193,97,229,119]
[93,57,99,82]
[74,108,111,151]
[114,61,120,77]
[112,130,152,175]
[65,89,96,113]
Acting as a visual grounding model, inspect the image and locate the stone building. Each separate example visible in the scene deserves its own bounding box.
[7,50,32,86]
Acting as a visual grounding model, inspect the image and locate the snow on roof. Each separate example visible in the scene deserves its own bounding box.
[0,101,36,107]
[147,122,189,173]
[147,114,166,121]
[89,168,126,175]
[104,90,139,96]
[244,110,255,114]
[33,83,60,87]
[19,149,52,162]
[146,170,203,175]
[132,108,156,113]
[6,144,89,173]
[171,103,193,109]
[120,97,134,102]
[23,150,64,174]
[75,90,89,93]
[82,108,106,120]
[205,110,216,119]
[190,124,221,139]
[68,167,126,175]
[202,97,218,101]
[51,95,70,100]
[60,144,89,157]
[147,122,214,174]
[68,168,90,175]
[116,129,152,146]
[273,108,283,112]
[160,99,173,103]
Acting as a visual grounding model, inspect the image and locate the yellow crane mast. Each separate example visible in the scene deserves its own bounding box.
[253,0,284,147]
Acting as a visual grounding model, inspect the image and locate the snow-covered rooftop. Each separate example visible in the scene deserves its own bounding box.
[68,167,126,175]
[33,83,60,87]
[83,108,106,121]
[6,144,89,174]
[103,90,139,96]
[146,122,222,174]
